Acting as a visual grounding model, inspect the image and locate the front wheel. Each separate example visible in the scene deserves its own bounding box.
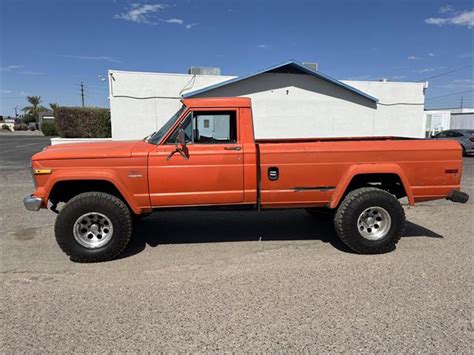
[54,192,132,262]
[334,187,406,254]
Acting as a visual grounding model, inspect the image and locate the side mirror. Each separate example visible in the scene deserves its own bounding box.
[176,128,186,148]
[167,128,189,161]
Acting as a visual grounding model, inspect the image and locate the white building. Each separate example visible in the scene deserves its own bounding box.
[424,108,474,136]
[424,110,452,137]
[451,110,474,130]
[109,60,427,140]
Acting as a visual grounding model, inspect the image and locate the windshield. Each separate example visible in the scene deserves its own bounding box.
[146,106,186,144]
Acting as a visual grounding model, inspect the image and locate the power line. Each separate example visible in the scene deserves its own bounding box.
[426,96,474,109]
[425,89,474,102]
[426,96,474,102]
[417,64,473,82]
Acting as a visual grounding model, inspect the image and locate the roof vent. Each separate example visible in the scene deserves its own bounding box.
[188,67,221,75]
[303,62,318,71]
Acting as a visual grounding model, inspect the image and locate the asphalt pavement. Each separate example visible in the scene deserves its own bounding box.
[1,136,473,352]
[0,135,51,173]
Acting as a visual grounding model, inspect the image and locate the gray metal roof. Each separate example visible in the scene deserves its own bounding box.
[182,60,378,103]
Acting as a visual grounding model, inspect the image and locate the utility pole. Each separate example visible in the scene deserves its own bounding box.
[460,96,463,110]
[80,81,85,107]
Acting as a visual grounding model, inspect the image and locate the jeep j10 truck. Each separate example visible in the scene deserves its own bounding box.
[24,97,469,262]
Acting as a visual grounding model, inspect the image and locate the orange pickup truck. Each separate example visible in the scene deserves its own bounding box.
[24,97,468,262]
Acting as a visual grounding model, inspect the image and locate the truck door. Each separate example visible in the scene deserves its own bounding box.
[148,109,244,207]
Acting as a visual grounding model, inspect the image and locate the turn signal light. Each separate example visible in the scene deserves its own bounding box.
[33,169,52,175]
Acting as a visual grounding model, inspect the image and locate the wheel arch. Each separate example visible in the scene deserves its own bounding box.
[329,164,414,209]
[48,178,142,214]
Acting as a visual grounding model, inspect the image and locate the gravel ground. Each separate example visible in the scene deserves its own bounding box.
[1,139,472,352]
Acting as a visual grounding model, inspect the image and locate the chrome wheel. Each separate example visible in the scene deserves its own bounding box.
[73,212,114,249]
[357,206,391,241]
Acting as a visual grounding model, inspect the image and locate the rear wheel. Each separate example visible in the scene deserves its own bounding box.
[461,145,466,157]
[55,192,132,262]
[334,187,405,254]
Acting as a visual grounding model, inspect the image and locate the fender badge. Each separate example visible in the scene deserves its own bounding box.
[128,170,143,178]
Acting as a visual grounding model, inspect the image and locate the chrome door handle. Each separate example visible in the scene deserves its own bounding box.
[224,146,241,151]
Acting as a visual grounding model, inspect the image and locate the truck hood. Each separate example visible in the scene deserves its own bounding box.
[32,140,142,161]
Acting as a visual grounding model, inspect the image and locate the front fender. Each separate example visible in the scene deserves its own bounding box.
[34,169,144,215]
[328,163,414,209]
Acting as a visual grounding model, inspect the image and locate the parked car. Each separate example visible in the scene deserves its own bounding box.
[23,97,469,262]
[432,129,474,156]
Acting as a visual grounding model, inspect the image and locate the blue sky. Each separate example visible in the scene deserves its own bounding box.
[1,0,473,116]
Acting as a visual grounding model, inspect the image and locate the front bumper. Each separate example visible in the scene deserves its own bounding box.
[23,195,43,211]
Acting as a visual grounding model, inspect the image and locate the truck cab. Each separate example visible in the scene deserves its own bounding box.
[146,98,257,207]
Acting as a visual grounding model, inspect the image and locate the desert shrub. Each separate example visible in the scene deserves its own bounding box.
[14,123,28,131]
[23,114,37,124]
[41,120,58,136]
[2,124,11,131]
[56,107,111,138]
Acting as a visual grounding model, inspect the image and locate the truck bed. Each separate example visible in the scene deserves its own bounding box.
[257,138,462,208]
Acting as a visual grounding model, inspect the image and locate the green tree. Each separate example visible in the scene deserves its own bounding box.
[49,103,60,116]
[22,96,47,122]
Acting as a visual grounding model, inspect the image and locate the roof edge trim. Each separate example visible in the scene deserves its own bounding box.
[182,60,378,103]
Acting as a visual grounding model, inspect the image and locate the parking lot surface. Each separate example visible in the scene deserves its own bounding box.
[1,137,473,352]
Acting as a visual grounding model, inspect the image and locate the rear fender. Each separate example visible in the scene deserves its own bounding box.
[329,163,414,209]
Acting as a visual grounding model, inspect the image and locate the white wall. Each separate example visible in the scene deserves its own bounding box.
[424,110,451,137]
[450,113,474,129]
[109,70,235,140]
[109,70,426,140]
[193,73,378,138]
[343,80,426,138]
[194,74,426,138]
[196,115,231,140]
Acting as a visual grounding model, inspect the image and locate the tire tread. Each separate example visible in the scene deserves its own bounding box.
[54,192,132,262]
[334,187,406,254]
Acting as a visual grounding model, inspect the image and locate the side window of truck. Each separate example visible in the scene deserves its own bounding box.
[166,110,237,145]
[166,112,193,144]
[193,111,237,144]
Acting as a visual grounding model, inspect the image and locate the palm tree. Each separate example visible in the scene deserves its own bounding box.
[22,96,47,121]
[49,103,60,116]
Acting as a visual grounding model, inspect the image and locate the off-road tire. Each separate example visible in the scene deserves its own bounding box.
[55,192,132,262]
[334,187,406,254]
